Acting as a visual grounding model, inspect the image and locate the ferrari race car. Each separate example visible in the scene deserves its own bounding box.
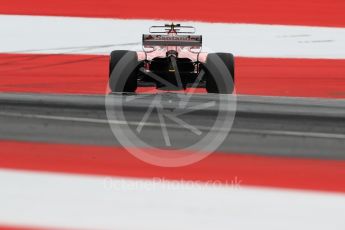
[109,23,235,94]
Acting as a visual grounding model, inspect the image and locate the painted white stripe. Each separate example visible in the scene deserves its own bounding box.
[0,169,344,230]
[1,15,345,59]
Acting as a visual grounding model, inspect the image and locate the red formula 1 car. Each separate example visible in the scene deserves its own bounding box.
[109,23,234,94]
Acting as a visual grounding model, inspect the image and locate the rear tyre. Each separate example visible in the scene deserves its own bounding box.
[205,53,235,94]
[109,50,138,92]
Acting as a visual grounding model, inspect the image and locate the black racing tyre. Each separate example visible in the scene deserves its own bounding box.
[205,53,235,94]
[109,50,139,92]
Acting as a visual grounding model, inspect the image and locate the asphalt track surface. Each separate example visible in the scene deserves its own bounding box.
[1,92,345,160]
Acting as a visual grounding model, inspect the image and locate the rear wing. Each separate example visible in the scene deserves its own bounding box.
[149,24,196,34]
[143,35,202,47]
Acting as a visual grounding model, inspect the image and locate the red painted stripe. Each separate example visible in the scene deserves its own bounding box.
[237,57,345,98]
[1,53,345,98]
[0,140,345,193]
[0,54,107,95]
[0,0,344,27]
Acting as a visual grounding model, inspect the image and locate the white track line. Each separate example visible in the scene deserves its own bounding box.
[1,15,345,58]
[1,111,345,139]
[0,169,344,230]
